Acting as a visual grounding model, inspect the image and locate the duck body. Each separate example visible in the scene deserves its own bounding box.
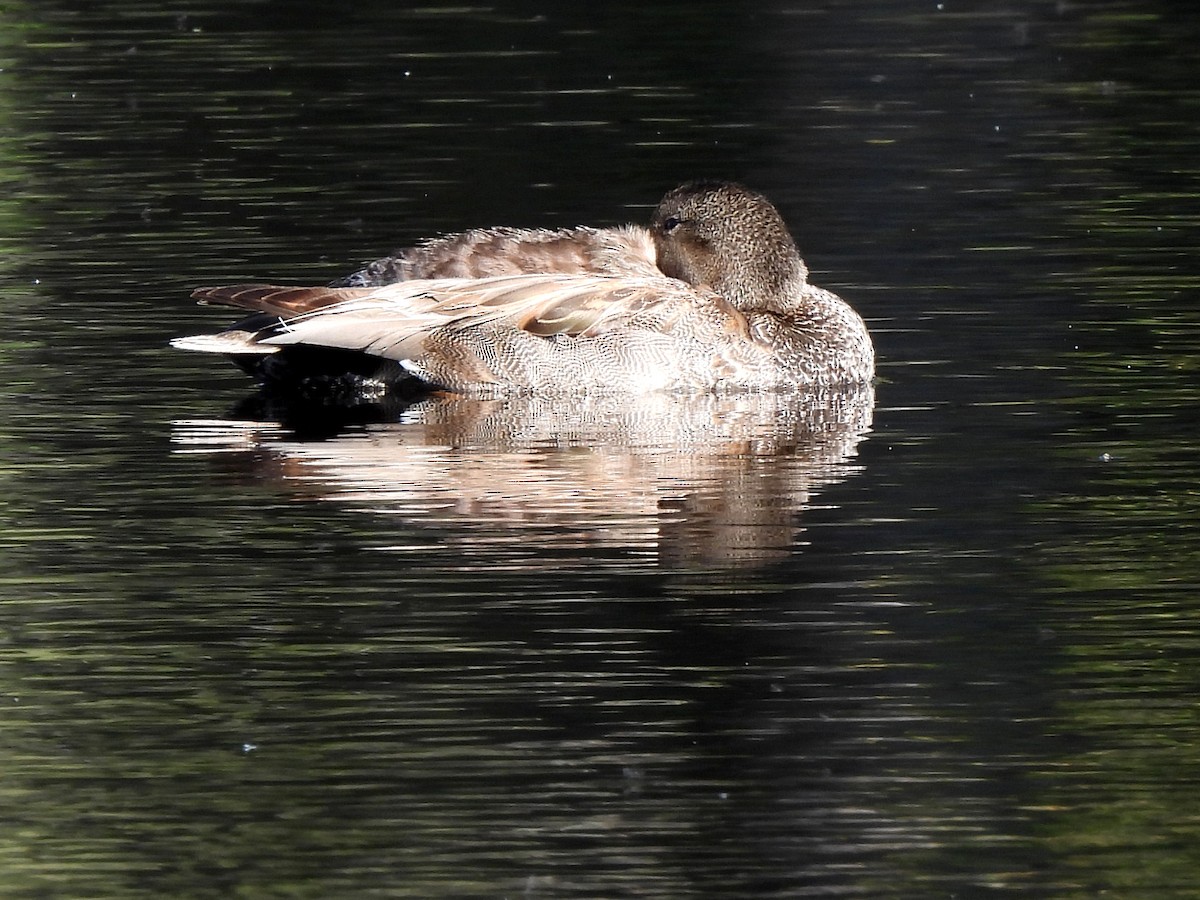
[174,182,874,396]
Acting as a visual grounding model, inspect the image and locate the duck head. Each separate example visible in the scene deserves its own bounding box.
[651,181,810,315]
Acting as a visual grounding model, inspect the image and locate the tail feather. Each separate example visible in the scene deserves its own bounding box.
[170,331,280,355]
[191,284,368,318]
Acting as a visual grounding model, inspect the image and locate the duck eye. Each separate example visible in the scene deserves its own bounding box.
[661,216,681,233]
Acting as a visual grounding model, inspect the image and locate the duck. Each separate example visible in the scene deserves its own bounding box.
[172,181,874,396]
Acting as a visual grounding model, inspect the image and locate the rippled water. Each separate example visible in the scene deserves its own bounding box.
[3,2,1200,897]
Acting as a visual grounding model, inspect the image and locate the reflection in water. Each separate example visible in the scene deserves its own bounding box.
[173,388,874,568]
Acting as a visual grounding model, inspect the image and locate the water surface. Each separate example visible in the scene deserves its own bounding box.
[3,2,1200,897]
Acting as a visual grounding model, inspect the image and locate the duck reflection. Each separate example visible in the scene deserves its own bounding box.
[174,388,873,568]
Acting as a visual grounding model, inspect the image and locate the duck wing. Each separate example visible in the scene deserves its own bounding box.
[174,273,702,361]
[263,273,689,358]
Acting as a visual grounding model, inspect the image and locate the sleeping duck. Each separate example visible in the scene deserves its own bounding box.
[173,181,874,396]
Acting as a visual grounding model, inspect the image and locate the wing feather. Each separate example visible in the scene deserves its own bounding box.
[177,272,711,378]
[191,285,369,318]
[258,273,696,360]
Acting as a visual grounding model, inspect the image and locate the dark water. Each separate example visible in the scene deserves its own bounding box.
[3,1,1200,897]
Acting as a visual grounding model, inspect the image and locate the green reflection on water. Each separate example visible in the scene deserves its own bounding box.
[1013,30,1200,890]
